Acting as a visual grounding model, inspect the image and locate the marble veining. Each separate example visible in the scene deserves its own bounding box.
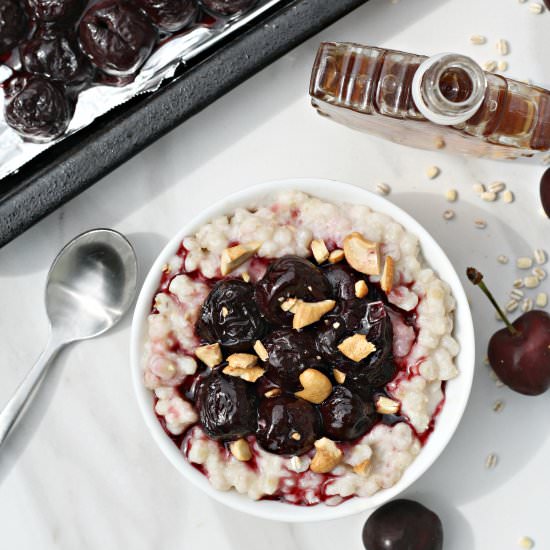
[0,0,549,548]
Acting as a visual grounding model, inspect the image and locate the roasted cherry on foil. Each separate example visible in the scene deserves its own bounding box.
[136,0,198,32]
[200,0,257,17]
[196,371,257,441]
[28,0,87,23]
[21,30,92,83]
[0,0,29,55]
[196,279,268,353]
[4,75,73,142]
[255,255,331,325]
[256,395,321,455]
[79,0,158,76]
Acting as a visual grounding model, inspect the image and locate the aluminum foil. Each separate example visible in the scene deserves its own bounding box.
[0,0,286,180]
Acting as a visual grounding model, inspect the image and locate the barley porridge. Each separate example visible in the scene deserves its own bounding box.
[142,190,458,506]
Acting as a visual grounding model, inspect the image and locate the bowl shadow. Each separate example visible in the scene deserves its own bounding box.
[403,491,475,550]
[389,190,550,506]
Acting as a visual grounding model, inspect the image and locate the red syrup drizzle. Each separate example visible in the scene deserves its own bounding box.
[261,471,355,507]
[150,242,448,506]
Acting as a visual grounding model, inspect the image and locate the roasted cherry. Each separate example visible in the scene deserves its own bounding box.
[21,31,92,83]
[255,255,331,325]
[323,263,363,302]
[262,328,325,390]
[256,395,321,455]
[79,0,158,77]
[136,0,198,32]
[362,499,443,550]
[255,375,282,399]
[196,371,257,441]
[0,0,28,55]
[4,75,73,142]
[200,0,256,17]
[468,268,550,395]
[28,0,86,23]
[196,279,268,353]
[319,386,378,441]
[317,301,395,387]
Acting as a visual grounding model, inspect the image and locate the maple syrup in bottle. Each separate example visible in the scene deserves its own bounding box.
[310,42,550,161]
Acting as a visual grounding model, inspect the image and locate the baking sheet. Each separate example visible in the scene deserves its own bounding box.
[0,0,368,248]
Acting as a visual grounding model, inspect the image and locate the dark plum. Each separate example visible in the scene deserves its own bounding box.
[196,371,257,441]
[256,395,321,455]
[362,499,443,550]
[21,31,92,83]
[79,0,158,77]
[317,301,395,387]
[4,75,73,142]
[28,0,86,23]
[136,0,198,33]
[263,328,325,391]
[0,0,28,55]
[319,386,378,441]
[255,255,331,325]
[196,279,268,353]
[200,0,256,17]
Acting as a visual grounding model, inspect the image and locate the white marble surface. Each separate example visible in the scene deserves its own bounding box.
[1,0,550,547]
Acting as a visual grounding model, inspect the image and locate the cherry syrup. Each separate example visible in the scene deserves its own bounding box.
[150,240,447,506]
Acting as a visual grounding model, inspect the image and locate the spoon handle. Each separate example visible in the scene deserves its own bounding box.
[0,334,63,447]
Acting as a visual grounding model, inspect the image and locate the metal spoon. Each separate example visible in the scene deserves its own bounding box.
[0,229,138,446]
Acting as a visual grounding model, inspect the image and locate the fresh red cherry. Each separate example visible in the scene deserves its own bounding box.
[362,499,443,550]
[468,268,550,396]
[540,167,550,218]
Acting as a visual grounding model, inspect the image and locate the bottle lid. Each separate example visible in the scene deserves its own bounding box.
[412,53,487,126]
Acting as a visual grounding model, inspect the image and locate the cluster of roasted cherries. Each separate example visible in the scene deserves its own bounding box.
[0,0,257,142]
[188,254,402,457]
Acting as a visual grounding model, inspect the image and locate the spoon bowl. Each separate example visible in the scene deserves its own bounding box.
[46,229,138,341]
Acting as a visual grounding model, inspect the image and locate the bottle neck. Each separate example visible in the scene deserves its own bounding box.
[412,53,487,126]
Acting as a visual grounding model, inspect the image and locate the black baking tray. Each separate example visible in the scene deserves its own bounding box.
[0,0,368,248]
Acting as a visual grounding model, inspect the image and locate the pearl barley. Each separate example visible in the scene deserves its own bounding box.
[426,166,440,179]
[445,189,458,202]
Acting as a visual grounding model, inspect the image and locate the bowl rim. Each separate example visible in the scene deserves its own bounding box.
[130,178,475,523]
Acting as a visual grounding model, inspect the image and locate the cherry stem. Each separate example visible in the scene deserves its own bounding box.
[466,267,519,336]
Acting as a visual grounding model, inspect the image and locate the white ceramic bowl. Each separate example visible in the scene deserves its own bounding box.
[130,179,475,522]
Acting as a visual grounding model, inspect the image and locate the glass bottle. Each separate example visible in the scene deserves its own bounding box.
[310,42,550,161]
